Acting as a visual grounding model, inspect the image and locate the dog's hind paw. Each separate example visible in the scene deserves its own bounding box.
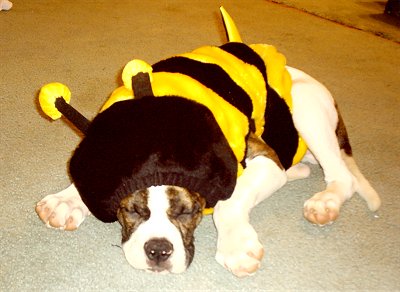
[303,191,341,225]
[215,222,264,277]
[35,184,90,231]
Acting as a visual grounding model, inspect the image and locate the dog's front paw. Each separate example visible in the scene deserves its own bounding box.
[215,222,264,278]
[303,191,341,225]
[35,186,90,231]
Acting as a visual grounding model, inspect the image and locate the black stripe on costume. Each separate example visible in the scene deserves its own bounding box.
[261,87,298,170]
[220,42,268,88]
[152,56,253,120]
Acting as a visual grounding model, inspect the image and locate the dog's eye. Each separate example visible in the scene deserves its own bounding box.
[169,202,201,220]
[132,205,150,219]
[169,206,188,219]
[121,204,150,219]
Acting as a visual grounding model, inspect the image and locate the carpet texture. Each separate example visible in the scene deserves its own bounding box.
[1,0,399,291]
[267,0,400,43]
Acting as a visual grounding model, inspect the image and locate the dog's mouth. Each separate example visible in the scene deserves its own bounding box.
[146,266,172,274]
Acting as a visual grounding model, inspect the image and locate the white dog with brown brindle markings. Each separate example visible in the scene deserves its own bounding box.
[35,8,381,278]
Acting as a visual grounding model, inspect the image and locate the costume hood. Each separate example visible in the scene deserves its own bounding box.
[69,96,237,222]
[39,66,238,223]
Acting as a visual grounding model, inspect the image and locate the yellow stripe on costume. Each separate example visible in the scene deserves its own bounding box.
[179,46,267,137]
[250,44,292,111]
[100,86,133,112]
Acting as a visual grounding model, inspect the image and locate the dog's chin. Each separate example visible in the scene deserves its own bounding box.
[144,262,186,274]
[146,267,171,275]
[144,261,174,274]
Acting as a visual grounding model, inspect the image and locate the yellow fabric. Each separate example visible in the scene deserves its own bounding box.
[101,49,269,176]
[100,68,249,177]
[250,44,292,110]
[102,67,249,165]
[100,86,133,112]
[292,136,308,165]
[101,42,308,169]
[39,83,71,120]
[180,46,267,137]
[121,59,153,90]
[202,207,214,216]
[218,7,307,165]
[250,44,307,164]
[220,6,242,43]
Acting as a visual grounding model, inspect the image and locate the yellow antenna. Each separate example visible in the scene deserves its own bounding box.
[220,6,242,43]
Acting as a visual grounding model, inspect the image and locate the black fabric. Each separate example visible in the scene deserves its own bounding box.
[152,56,253,120]
[69,97,237,222]
[55,97,90,134]
[261,87,298,169]
[220,42,298,168]
[131,72,153,99]
[220,42,268,87]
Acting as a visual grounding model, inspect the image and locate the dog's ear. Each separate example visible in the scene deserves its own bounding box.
[193,196,206,227]
[196,195,206,213]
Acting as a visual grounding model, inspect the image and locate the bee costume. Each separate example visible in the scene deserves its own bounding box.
[39,7,307,222]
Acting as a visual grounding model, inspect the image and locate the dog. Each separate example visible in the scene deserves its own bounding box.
[35,7,381,277]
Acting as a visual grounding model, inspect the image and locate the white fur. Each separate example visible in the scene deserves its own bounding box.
[36,66,380,277]
[213,156,287,277]
[212,66,381,276]
[121,186,187,274]
[341,152,381,211]
[286,163,311,181]
[35,184,90,231]
[287,66,380,224]
[0,0,12,11]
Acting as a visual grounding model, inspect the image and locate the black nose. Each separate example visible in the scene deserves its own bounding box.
[144,238,173,263]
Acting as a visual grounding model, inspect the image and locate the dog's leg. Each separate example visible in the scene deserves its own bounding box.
[287,66,380,225]
[286,163,311,181]
[36,184,90,231]
[213,134,287,277]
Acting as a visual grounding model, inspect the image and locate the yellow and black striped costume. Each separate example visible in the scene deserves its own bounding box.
[44,8,307,222]
[101,43,307,174]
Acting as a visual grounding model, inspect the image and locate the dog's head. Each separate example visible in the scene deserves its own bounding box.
[116,185,205,274]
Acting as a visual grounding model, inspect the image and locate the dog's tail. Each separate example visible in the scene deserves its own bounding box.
[38,83,90,134]
[220,6,242,43]
[342,151,381,212]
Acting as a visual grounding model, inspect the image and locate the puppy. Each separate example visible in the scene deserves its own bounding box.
[35,8,381,277]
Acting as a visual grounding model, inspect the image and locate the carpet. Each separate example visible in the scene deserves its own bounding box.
[1,0,399,291]
[267,0,400,43]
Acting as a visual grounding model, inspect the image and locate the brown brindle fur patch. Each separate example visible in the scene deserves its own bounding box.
[246,132,284,169]
[117,189,150,243]
[166,186,205,266]
[335,103,353,156]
